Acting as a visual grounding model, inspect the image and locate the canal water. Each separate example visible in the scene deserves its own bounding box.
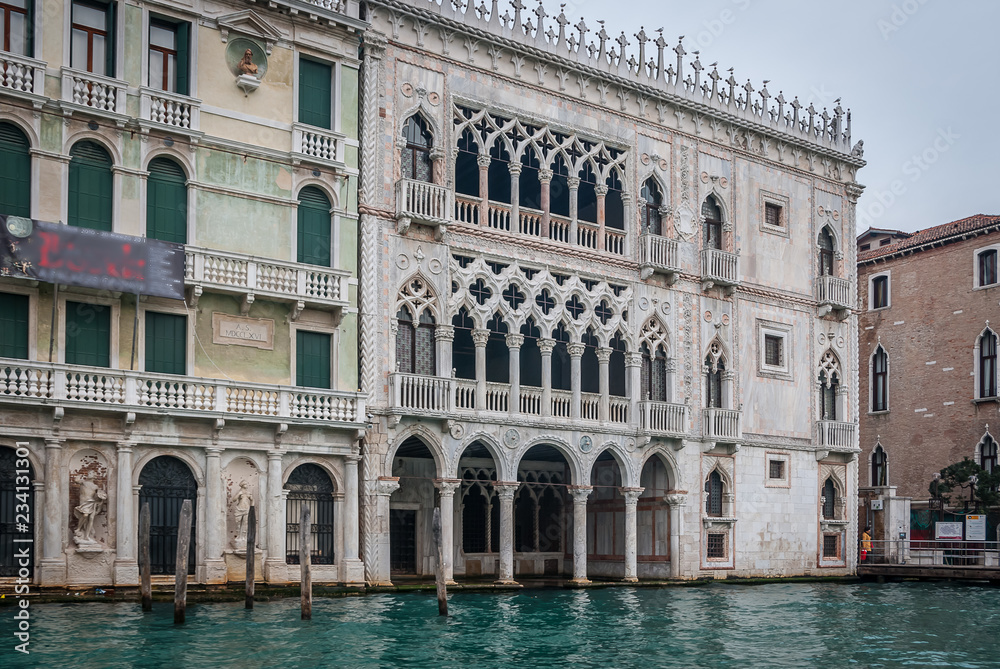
[4,582,998,668]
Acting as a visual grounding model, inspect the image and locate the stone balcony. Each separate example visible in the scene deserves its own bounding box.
[59,66,129,125]
[0,50,46,106]
[700,248,740,290]
[396,178,452,235]
[639,400,688,437]
[638,233,681,282]
[816,420,856,450]
[291,122,345,167]
[816,275,852,316]
[0,359,365,425]
[138,87,203,138]
[184,246,350,319]
[702,408,742,443]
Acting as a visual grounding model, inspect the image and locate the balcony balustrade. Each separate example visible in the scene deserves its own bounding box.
[817,420,856,449]
[639,234,681,281]
[396,178,452,229]
[60,67,128,121]
[292,123,344,166]
[816,276,852,311]
[640,401,687,436]
[0,51,45,101]
[0,360,363,423]
[703,407,742,442]
[701,248,740,288]
[138,87,202,135]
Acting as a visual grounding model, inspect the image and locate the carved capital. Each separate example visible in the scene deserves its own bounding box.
[434,478,462,496]
[567,176,581,189]
[505,333,525,349]
[596,347,613,363]
[594,184,609,197]
[567,342,587,357]
[434,324,455,342]
[375,476,401,497]
[471,328,491,347]
[625,352,643,367]
[621,487,644,504]
[428,146,446,163]
[538,168,554,183]
[568,485,593,502]
[538,338,556,355]
[477,154,492,168]
[492,481,520,500]
[507,162,523,176]
[665,493,688,507]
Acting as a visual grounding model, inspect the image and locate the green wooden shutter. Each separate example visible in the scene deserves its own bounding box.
[297,186,331,266]
[145,311,186,375]
[146,157,187,243]
[0,292,30,359]
[298,58,332,129]
[69,141,113,231]
[0,123,31,218]
[296,330,330,388]
[65,301,111,368]
[175,21,189,96]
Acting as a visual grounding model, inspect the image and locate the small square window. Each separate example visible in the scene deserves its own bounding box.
[872,275,889,309]
[765,202,782,228]
[860,243,871,251]
[879,238,891,247]
[757,321,792,380]
[765,452,790,487]
[764,334,783,367]
[823,534,840,559]
[707,533,726,559]
[769,460,785,480]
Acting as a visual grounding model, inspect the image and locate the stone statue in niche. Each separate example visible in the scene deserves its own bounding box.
[238,49,258,76]
[232,480,254,550]
[73,473,107,548]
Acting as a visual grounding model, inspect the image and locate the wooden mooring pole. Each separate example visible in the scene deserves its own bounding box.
[174,499,193,625]
[139,502,152,612]
[300,505,312,621]
[245,506,256,610]
[433,507,448,616]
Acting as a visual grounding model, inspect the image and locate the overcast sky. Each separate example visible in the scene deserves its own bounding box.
[552,0,999,235]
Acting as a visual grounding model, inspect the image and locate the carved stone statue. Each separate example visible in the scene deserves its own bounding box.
[851,140,864,158]
[233,480,253,550]
[238,49,259,76]
[73,473,107,547]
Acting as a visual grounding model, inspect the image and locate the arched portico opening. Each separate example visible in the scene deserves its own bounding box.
[586,450,626,579]
[1,446,34,578]
[138,455,197,575]
[637,454,673,579]
[515,444,571,577]
[456,441,499,579]
[389,436,438,577]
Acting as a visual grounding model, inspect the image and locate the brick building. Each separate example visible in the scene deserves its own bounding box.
[858,215,1000,534]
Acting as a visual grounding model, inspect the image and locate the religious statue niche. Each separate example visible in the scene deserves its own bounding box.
[225,38,267,96]
[232,480,254,551]
[69,450,110,552]
[224,458,261,552]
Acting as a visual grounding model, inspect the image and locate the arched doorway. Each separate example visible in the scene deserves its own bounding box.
[1,446,34,578]
[516,444,570,576]
[587,450,625,578]
[638,455,672,578]
[457,441,498,578]
[390,436,438,576]
[284,464,335,565]
[138,455,196,575]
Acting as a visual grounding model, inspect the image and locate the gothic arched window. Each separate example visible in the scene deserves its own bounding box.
[705,470,723,517]
[640,178,662,235]
[402,114,432,182]
[818,351,841,421]
[455,128,479,197]
[819,227,835,277]
[978,329,998,399]
[822,477,837,519]
[396,306,436,376]
[702,195,723,250]
[980,435,997,474]
[871,445,888,486]
[705,344,726,409]
[871,346,888,412]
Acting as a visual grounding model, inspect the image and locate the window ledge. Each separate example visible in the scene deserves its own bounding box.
[973,396,998,405]
[867,409,890,416]
[973,282,998,291]
[702,517,737,530]
[868,306,891,312]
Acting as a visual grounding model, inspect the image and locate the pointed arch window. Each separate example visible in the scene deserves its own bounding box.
[487,139,511,204]
[822,478,837,519]
[401,114,433,182]
[818,352,841,421]
[819,227,835,277]
[871,346,888,412]
[577,161,598,224]
[871,444,888,486]
[980,435,997,474]
[978,329,997,399]
[640,178,662,235]
[455,129,479,198]
[395,306,434,375]
[518,145,541,211]
[605,169,624,230]
[705,470,723,517]
[702,195,723,250]
[297,186,331,267]
[550,153,570,218]
[641,343,668,402]
[705,345,726,409]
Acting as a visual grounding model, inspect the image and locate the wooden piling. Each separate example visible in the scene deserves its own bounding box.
[300,504,312,621]
[245,506,256,610]
[139,502,152,612]
[433,507,448,616]
[174,499,193,625]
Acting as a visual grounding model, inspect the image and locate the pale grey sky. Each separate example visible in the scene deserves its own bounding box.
[554,0,999,234]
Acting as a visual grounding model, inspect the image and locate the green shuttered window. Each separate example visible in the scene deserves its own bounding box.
[145,311,186,375]
[297,186,331,267]
[69,141,113,231]
[296,330,330,389]
[0,122,30,218]
[299,58,332,129]
[65,301,111,368]
[0,292,30,359]
[146,157,187,243]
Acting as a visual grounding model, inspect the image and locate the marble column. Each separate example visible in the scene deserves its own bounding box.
[435,324,454,379]
[343,455,365,584]
[204,448,226,583]
[429,147,446,185]
[371,477,400,586]
[568,342,586,420]
[597,347,612,423]
[621,487,644,582]
[626,352,643,428]
[508,162,522,227]
[665,358,677,404]
[666,493,687,579]
[493,481,519,584]
[622,190,633,255]
[472,328,490,410]
[539,338,555,417]
[506,333,523,416]
[722,369,736,410]
[113,441,138,585]
[595,184,608,252]
[569,485,592,584]
[477,154,491,224]
[39,438,65,585]
[264,451,286,582]
[538,168,553,238]
[434,479,461,584]
[567,176,580,244]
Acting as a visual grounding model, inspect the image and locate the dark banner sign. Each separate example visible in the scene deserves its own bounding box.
[0,216,185,300]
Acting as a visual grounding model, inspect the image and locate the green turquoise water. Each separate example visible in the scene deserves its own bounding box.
[4,582,998,668]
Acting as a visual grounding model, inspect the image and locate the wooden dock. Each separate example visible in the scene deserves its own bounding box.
[859,563,1000,583]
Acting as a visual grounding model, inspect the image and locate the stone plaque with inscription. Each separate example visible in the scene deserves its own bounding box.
[212,313,274,350]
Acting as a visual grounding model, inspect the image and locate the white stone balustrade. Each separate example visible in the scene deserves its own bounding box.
[703,408,742,442]
[701,248,740,286]
[391,372,453,413]
[817,420,856,449]
[816,276,852,310]
[0,51,45,97]
[641,401,687,435]
[396,178,452,227]
[639,234,680,277]
[184,246,350,310]
[0,359,363,423]
[61,67,127,115]
[292,123,344,164]
[139,87,201,132]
